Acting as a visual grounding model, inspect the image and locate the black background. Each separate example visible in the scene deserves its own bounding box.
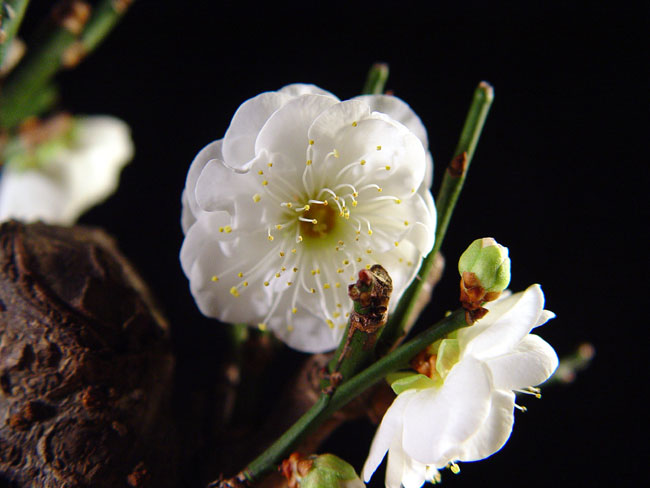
[20,1,646,486]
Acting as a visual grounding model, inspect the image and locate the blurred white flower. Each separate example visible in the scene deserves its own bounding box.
[180,84,436,352]
[0,115,133,225]
[363,284,558,488]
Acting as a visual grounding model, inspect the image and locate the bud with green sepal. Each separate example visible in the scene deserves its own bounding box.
[281,453,365,488]
[458,237,511,323]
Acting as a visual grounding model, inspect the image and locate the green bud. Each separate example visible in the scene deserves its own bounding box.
[458,237,511,294]
[300,454,365,488]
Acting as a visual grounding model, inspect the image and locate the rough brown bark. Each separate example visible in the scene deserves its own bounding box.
[0,221,176,487]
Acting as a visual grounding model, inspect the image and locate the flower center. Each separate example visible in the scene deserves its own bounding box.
[300,203,337,239]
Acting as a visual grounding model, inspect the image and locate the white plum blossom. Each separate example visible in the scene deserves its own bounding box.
[0,116,133,225]
[363,284,558,488]
[180,84,436,353]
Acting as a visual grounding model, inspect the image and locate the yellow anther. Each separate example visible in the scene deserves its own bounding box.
[385,165,391,170]
[292,267,298,272]
[292,307,298,314]
[258,323,267,331]
[286,202,293,208]
[262,180,268,186]
[279,251,285,257]
[281,266,286,271]
[291,248,297,254]
[297,236,303,242]
[333,312,340,318]
[268,235,274,241]
[230,287,239,297]
[335,283,341,288]
[352,200,358,207]
[306,159,312,166]
[407,261,413,266]
[352,121,358,127]
[211,276,219,282]
[253,193,261,202]
[376,145,382,150]
[264,281,270,286]
[356,257,362,262]
[360,159,366,165]
[337,268,344,274]
[275,272,281,278]
[367,229,373,235]
[243,281,249,287]
[450,463,460,475]
[404,220,409,226]
[395,199,401,204]
[343,259,349,265]
[333,149,339,158]
[224,225,233,233]
[287,325,294,331]
[237,272,244,278]
[323,283,330,289]
[219,227,224,232]
[311,219,318,224]
[309,139,315,145]
[366,249,373,254]
[323,200,328,206]
[310,288,316,294]
[366,264,372,270]
[394,241,399,247]
[304,204,310,211]
[377,187,382,192]
[338,240,344,245]
[258,170,264,175]
[326,319,335,329]
[276,224,283,230]
[287,281,292,286]
[311,269,317,275]
[267,162,273,167]
[336,303,342,308]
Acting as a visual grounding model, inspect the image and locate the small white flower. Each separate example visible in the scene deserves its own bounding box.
[180,84,436,352]
[363,284,558,488]
[0,116,133,225]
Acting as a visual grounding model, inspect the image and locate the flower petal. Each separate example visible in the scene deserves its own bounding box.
[255,94,339,168]
[222,91,293,169]
[455,389,516,462]
[402,357,492,467]
[353,94,429,150]
[486,334,559,390]
[363,390,413,483]
[182,140,223,232]
[0,170,67,223]
[459,284,547,360]
[279,83,338,98]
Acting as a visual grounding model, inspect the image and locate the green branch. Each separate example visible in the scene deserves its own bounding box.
[0,0,133,130]
[234,308,468,483]
[361,62,389,95]
[79,0,133,55]
[376,81,494,352]
[0,0,30,69]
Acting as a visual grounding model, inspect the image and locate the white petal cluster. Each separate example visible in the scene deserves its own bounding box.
[180,84,436,353]
[0,116,133,225]
[363,284,558,488]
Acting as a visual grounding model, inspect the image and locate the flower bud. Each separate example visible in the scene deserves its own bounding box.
[281,453,365,488]
[458,237,511,295]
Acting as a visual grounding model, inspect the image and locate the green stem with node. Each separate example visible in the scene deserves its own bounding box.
[0,0,133,130]
[361,62,389,95]
[234,308,468,483]
[376,81,494,352]
[0,0,30,69]
[80,0,133,55]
